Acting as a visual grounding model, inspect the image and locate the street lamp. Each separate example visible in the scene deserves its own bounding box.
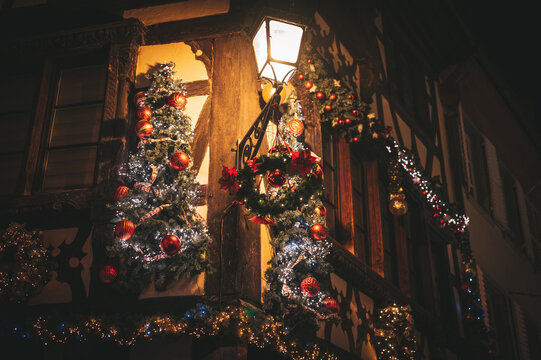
[235,17,306,169]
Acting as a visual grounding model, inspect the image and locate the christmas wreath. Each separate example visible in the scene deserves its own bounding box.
[220,148,323,219]
[0,223,53,303]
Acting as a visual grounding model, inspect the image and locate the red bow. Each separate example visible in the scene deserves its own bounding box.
[246,158,263,173]
[249,216,276,225]
[290,150,316,178]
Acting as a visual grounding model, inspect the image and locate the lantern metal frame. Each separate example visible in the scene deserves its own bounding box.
[234,17,306,170]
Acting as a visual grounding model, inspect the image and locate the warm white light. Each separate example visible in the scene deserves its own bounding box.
[252,17,304,83]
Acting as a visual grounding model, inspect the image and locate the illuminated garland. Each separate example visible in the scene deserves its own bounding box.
[107,62,212,292]
[373,304,416,360]
[2,304,338,360]
[296,49,495,353]
[0,223,54,304]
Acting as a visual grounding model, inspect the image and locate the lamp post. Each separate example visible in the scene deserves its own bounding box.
[235,17,305,169]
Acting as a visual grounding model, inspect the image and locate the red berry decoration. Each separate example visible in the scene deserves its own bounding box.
[137,106,152,121]
[287,119,305,137]
[136,120,153,138]
[99,265,118,284]
[352,109,360,116]
[267,169,288,188]
[310,223,327,241]
[114,186,129,201]
[337,119,345,126]
[352,136,360,143]
[348,94,355,100]
[324,104,332,112]
[304,81,313,89]
[316,91,325,100]
[133,91,146,107]
[329,94,337,101]
[170,151,190,170]
[168,92,187,110]
[160,234,182,256]
[307,59,312,64]
[323,298,340,313]
[344,118,351,125]
[297,74,305,80]
[115,220,135,240]
[301,277,320,297]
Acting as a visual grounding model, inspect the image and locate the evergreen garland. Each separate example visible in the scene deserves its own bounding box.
[108,62,212,293]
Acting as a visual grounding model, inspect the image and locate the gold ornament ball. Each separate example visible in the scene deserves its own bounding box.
[389,193,408,216]
[287,119,305,137]
[261,80,288,104]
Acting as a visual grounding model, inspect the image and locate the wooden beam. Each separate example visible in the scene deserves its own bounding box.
[185,79,210,98]
[394,216,411,296]
[365,159,384,277]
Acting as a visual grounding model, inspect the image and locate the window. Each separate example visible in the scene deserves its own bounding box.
[463,118,491,212]
[0,63,40,195]
[40,55,107,190]
[500,164,524,249]
[404,199,429,306]
[485,280,519,359]
[351,153,369,264]
[379,172,397,285]
[322,130,338,240]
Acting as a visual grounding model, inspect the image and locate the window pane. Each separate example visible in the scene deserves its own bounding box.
[0,74,39,113]
[50,104,102,147]
[0,112,32,153]
[43,146,97,189]
[0,153,23,195]
[56,65,106,106]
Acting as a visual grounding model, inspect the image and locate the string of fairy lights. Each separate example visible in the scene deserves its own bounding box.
[3,305,339,360]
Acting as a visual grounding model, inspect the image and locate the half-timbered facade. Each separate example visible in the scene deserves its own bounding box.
[1,1,540,359]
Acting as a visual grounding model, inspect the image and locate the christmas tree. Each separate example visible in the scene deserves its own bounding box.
[374,304,416,360]
[109,62,212,292]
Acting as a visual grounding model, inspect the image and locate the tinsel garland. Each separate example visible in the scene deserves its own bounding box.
[1,304,338,360]
[0,223,54,304]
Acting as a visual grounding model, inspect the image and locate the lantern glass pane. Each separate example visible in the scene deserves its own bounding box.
[252,20,268,74]
[269,20,303,64]
[260,62,296,83]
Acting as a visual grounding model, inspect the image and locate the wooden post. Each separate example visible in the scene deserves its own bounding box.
[206,34,261,302]
[365,159,385,277]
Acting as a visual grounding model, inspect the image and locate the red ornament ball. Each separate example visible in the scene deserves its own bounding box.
[348,94,355,100]
[307,59,312,64]
[133,91,146,107]
[267,169,288,188]
[115,220,135,240]
[114,186,129,201]
[344,118,351,125]
[310,223,327,241]
[323,298,340,313]
[137,106,152,121]
[99,265,118,284]
[136,120,153,138]
[352,136,360,143]
[170,151,190,170]
[329,94,337,101]
[352,109,360,116]
[316,91,325,100]
[337,119,345,126]
[168,92,187,110]
[287,119,305,137]
[324,104,332,112]
[301,277,320,297]
[160,234,182,256]
[304,81,313,89]
[297,74,305,80]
